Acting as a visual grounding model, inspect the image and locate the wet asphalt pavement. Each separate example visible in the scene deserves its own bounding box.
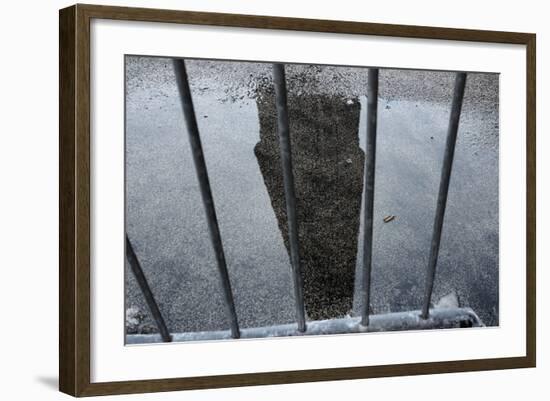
[125,57,498,336]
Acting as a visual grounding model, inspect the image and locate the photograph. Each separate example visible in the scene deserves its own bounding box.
[124,56,499,344]
[55,3,536,396]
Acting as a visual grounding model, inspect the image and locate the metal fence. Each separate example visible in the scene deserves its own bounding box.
[125,60,481,344]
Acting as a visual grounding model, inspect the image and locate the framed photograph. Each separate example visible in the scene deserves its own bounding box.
[59,4,536,397]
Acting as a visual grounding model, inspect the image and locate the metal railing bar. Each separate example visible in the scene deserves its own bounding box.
[173,59,240,339]
[273,63,307,333]
[360,68,380,327]
[126,235,172,342]
[421,72,467,319]
[127,307,483,344]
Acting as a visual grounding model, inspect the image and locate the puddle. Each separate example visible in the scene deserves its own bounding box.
[125,58,499,337]
[352,96,498,325]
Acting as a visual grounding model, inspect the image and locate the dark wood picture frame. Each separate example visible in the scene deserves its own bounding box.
[59,3,536,397]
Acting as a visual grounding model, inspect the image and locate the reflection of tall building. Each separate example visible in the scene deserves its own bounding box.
[255,91,364,320]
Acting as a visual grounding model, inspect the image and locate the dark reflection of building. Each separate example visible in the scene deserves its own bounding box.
[255,89,364,320]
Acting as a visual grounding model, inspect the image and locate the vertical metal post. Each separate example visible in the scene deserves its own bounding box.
[173,59,240,339]
[126,235,172,342]
[273,63,307,333]
[360,68,379,327]
[421,72,467,319]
